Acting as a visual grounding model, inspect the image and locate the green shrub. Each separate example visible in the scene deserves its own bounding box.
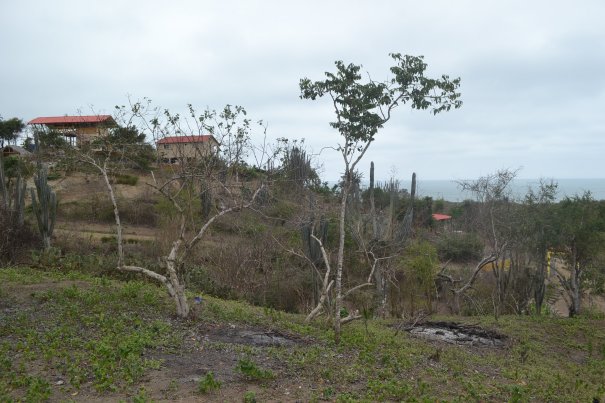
[114,174,138,186]
[198,372,222,393]
[436,232,483,262]
[243,391,257,402]
[236,358,274,380]
[46,171,61,181]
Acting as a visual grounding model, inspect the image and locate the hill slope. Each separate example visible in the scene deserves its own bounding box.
[1,267,605,402]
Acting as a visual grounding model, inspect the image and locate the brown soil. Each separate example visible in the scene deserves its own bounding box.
[1,280,315,402]
[52,172,154,203]
[55,221,157,242]
[1,280,90,307]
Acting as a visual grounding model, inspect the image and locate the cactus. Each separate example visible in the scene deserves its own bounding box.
[31,164,57,250]
[0,154,7,210]
[301,213,329,307]
[282,146,313,188]
[395,172,416,244]
[14,170,26,225]
[0,154,26,224]
[301,216,328,268]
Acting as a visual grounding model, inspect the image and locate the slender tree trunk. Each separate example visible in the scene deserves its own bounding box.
[369,161,386,316]
[569,247,581,317]
[100,165,124,267]
[334,172,351,345]
[534,258,547,315]
[98,159,189,318]
[369,162,377,237]
[305,234,333,323]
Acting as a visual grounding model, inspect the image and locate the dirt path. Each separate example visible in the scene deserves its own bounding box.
[55,221,157,242]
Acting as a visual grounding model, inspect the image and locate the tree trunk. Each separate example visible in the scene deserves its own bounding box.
[334,172,351,345]
[165,257,190,318]
[373,261,387,318]
[533,259,547,315]
[42,236,51,250]
[369,162,377,237]
[100,166,124,267]
[567,246,581,317]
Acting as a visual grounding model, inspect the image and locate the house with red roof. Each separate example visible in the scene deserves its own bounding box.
[156,135,219,164]
[432,213,452,221]
[432,213,453,232]
[28,115,117,147]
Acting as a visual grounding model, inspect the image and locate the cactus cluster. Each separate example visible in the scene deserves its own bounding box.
[0,155,26,224]
[0,159,8,211]
[13,171,26,225]
[30,164,57,249]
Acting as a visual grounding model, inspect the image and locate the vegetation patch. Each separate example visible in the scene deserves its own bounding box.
[1,268,605,401]
[236,357,275,380]
[197,371,222,394]
[114,173,139,186]
[0,273,175,400]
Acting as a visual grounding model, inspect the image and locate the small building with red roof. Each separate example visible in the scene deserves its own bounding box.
[156,135,219,164]
[432,213,453,232]
[432,213,452,221]
[28,115,117,146]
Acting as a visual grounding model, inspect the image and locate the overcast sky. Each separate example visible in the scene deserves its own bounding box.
[1,0,604,181]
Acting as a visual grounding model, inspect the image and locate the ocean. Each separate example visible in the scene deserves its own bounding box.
[414,178,605,202]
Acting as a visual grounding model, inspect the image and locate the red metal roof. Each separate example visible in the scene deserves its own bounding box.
[156,135,217,145]
[432,213,452,221]
[28,115,116,125]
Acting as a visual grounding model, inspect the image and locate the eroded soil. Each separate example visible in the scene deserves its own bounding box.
[402,321,507,347]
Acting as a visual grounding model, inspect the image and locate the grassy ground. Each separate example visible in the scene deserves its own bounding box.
[1,266,605,402]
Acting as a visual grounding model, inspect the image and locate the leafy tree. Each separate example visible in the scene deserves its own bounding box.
[0,117,25,147]
[399,240,439,314]
[25,128,68,154]
[99,124,155,170]
[300,53,461,343]
[554,193,605,317]
[436,231,483,262]
[520,180,558,314]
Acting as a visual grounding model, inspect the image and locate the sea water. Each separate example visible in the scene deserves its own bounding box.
[414,178,605,202]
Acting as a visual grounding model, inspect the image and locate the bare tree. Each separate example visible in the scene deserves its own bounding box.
[457,169,526,318]
[75,101,272,318]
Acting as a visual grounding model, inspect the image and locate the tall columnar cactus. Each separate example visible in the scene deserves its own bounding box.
[301,214,329,306]
[395,172,416,244]
[0,154,26,224]
[31,165,57,250]
[14,171,26,226]
[0,154,7,210]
